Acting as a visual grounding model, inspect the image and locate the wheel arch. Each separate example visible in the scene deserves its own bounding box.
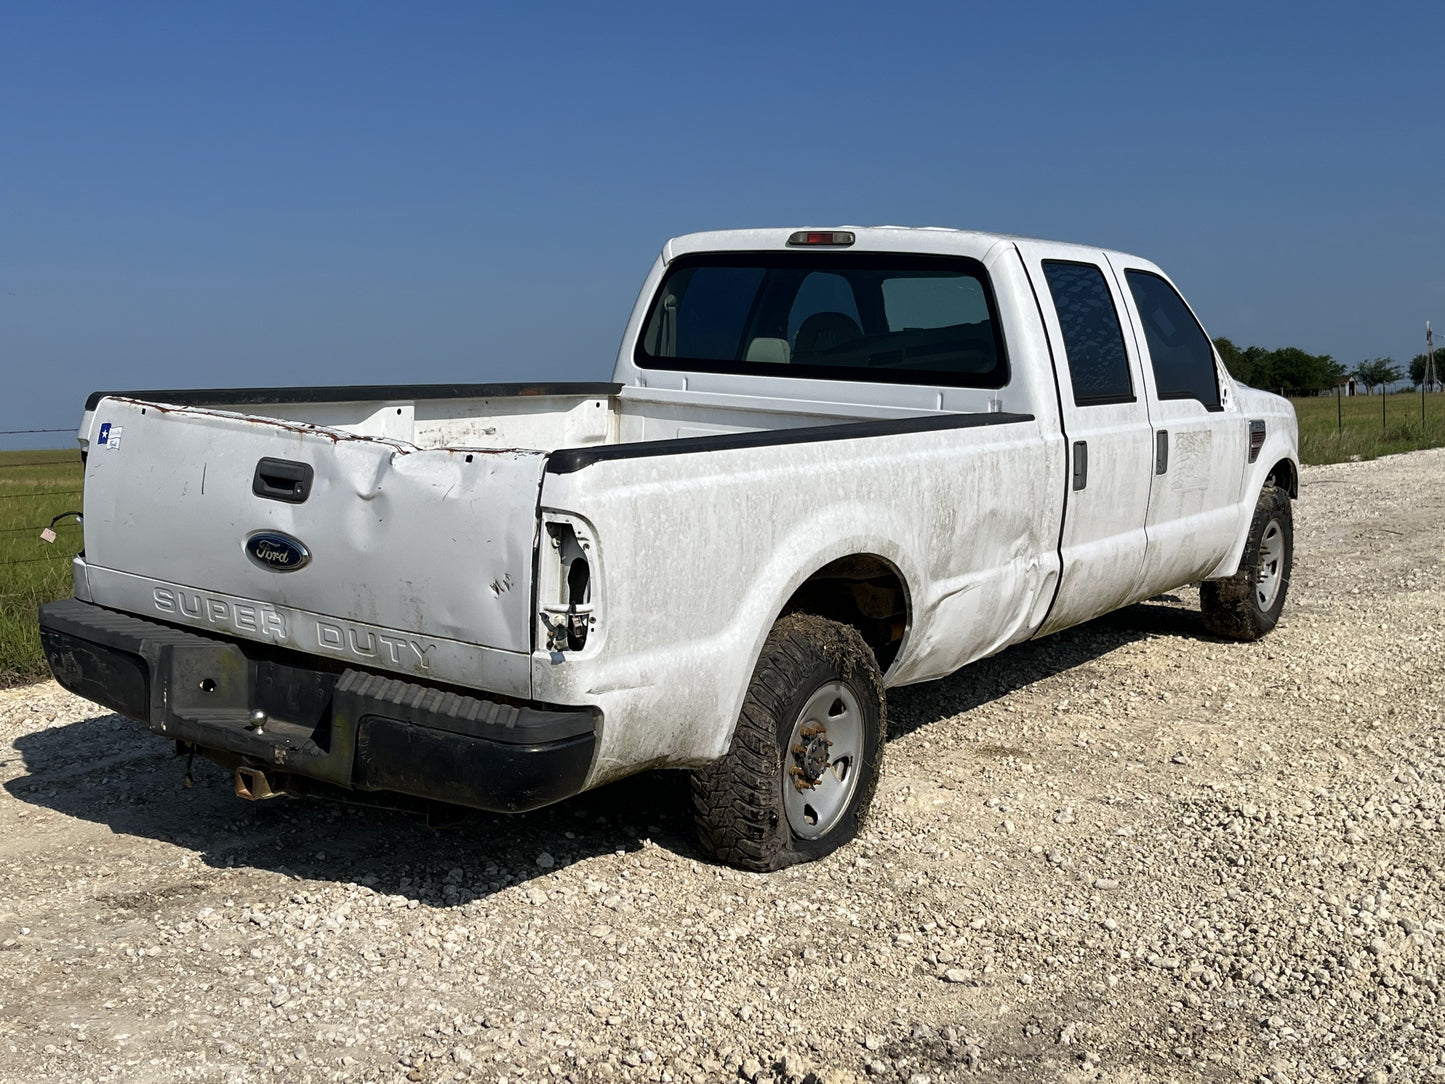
[681,531,919,772]
[1207,450,1300,580]
[778,551,913,675]
[1264,456,1298,499]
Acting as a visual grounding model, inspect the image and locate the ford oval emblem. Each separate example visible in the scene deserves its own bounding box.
[244,531,311,572]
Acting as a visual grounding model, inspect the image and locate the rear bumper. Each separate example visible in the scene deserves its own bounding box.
[38,598,598,813]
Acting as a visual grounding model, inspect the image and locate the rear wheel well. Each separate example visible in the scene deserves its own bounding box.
[781,555,909,672]
[1265,458,1298,499]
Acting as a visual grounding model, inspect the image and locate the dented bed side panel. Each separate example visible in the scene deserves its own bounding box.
[535,418,1065,787]
[80,398,547,691]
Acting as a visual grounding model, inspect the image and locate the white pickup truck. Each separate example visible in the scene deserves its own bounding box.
[40,226,1298,870]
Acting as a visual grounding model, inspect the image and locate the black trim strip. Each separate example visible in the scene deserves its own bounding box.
[545,411,1034,475]
[85,383,622,412]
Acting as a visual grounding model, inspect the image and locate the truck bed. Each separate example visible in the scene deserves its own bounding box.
[80,381,956,458]
[72,382,1000,699]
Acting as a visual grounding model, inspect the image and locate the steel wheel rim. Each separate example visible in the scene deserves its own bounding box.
[782,681,864,839]
[1255,518,1284,611]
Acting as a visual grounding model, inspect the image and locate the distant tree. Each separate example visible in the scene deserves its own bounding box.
[1214,338,1270,386]
[1213,337,1245,379]
[1242,345,1273,387]
[1409,352,1442,387]
[1214,337,1342,394]
[1352,357,1402,393]
[1272,348,1344,395]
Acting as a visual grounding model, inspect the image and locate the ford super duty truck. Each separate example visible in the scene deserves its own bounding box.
[39,226,1298,870]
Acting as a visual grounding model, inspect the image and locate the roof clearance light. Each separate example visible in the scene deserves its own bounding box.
[786,230,856,247]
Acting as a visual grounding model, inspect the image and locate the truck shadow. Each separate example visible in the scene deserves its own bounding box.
[5,597,1205,904]
[886,595,1206,739]
[4,715,696,907]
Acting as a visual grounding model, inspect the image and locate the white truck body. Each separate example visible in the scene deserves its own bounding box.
[41,226,1299,855]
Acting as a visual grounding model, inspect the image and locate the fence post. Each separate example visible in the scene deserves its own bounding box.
[1337,384,1342,434]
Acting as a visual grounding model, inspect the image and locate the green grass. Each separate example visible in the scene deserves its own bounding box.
[1,449,84,686]
[1293,389,1445,465]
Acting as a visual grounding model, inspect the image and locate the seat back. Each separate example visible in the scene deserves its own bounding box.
[793,311,863,358]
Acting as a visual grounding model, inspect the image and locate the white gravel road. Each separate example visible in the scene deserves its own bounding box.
[2,449,1443,1084]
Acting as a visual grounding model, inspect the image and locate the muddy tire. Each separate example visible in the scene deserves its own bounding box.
[1201,485,1293,641]
[691,614,885,871]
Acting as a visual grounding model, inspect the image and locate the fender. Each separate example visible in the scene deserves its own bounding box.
[704,518,920,764]
[1207,442,1299,579]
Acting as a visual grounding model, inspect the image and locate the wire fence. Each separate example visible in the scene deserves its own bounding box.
[1,435,84,681]
[0,441,84,568]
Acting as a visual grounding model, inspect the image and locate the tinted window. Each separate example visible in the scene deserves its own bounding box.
[1041,260,1133,404]
[640,266,765,361]
[787,272,862,343]
[882,274,990,331]
[637,252,1008,389]
[1125,270,1220,408]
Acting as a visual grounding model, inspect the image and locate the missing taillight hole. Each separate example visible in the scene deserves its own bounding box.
[543,520,597,652]
[566,557,591,650]
[567,558,590,607]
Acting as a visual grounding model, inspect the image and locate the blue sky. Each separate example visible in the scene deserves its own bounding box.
[3,1,1443,445]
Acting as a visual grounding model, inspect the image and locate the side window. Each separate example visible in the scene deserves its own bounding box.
[1125,270,1220,408]
[1041,261,1133,404]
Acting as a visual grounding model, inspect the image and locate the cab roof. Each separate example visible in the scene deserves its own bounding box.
[661,225,1152,270]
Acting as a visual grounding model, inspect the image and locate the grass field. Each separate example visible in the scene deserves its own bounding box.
[1294,388,1445,465]
[1,391,1443,687]
[0,449,84,686]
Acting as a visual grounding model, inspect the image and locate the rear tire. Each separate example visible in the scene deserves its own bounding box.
[1201,485,1292,641]
[691,614,885,871]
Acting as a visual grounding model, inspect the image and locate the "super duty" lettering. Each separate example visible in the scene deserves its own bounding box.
[315,620,436,670]
[153,587,437,671]
[153,586,286,640]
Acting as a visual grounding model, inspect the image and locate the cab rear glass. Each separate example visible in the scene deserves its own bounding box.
[636,252,1008,388]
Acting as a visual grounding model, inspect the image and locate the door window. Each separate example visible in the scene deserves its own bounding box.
[1125,270,1220,408]
[1042,261,1133,405]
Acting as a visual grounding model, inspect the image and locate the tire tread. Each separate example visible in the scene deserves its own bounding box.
[1201,485,1292,641]
[692,614,884,871]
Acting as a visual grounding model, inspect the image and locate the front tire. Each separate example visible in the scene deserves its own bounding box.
[691,614,885,871]
[1201,484,1293,641]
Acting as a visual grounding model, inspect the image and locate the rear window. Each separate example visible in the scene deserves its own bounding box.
[637,252,1008,388]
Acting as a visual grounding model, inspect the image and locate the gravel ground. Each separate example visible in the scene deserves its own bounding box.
[2,450,1443,1084]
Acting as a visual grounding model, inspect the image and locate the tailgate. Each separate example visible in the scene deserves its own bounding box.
[79,398,545,694]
